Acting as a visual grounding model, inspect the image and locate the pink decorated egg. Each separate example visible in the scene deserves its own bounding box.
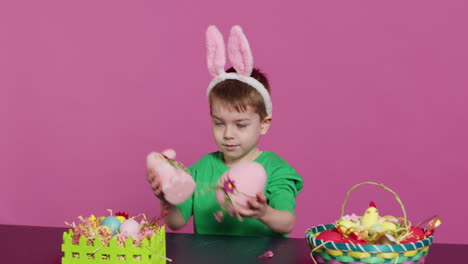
[146,149,196,205]
[215,161,266,213]
[119,219,140,239]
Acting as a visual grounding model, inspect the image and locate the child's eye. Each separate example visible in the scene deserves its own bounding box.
[237,124,247,128]
[214,122,224,126]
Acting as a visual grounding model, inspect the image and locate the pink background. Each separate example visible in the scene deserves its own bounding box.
[1,1,467,244]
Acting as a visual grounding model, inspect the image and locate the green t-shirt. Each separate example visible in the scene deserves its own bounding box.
[176,151,304,237]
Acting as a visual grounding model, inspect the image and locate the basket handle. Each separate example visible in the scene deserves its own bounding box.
[340,182,408,227]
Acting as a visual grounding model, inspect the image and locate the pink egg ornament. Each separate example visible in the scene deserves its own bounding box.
[119,219,141,240]
[215,161,266,214]
[146,149,196,205]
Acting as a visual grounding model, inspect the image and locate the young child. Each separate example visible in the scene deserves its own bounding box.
[147,25,303,237]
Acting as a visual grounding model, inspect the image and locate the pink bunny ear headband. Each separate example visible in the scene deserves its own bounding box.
[206,25,273,117]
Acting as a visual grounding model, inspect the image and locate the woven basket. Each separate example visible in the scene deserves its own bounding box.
[305,182,435,264]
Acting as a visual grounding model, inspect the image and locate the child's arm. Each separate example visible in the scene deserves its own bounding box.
[236,192,295,234]
[148,170,188,230]
[160,200,187,230]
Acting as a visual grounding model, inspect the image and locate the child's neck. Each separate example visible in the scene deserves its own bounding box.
[223,148,262,167]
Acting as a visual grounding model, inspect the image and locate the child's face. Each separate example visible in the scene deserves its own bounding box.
[211,99,271,166]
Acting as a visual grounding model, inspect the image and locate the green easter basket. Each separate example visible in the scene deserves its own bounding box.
[62,225,168,264]
[305,182,435,264]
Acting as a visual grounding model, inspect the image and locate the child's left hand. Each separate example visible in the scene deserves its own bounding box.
[236,192,269,219]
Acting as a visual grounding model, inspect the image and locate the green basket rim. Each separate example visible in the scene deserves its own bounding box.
[305,224,434,253]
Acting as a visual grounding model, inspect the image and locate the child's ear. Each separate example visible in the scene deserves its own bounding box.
[260,116,272,135]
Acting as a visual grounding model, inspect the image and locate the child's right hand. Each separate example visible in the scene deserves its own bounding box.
[146,169,167,202]
[146,150,196,205]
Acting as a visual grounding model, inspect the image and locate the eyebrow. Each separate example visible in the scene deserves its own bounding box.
[212,115,250,122]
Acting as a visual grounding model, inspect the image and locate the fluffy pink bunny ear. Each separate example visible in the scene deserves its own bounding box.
[206,25,226,77]
[228,25,253,77]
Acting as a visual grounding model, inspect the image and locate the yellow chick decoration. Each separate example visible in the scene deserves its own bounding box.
[361,201,379,227]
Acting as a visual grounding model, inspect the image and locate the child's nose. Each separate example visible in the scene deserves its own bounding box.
[223,126,234,139]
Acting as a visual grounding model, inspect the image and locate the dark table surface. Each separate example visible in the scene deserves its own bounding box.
[1,224,466,263]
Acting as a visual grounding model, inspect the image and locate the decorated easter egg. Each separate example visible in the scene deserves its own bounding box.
[215,161,266,212]
[95,225,112,235]
[381,221,397,231]
[119,219,141,239]
[101,216,121,235]
[370,224,384,232]
[146,149,196,205]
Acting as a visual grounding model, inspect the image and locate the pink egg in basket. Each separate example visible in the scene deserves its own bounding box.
[215,161,266,214]
[146,149,196,205]
[119,219,140,240]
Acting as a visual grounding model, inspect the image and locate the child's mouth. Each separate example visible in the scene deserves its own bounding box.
[224,145,238,151]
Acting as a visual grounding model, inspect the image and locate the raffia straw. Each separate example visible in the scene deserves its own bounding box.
[340,182,410,235]
[128,228,173,262]
[143,244,173,262]
[92,243,104,253]
[415,215,438,227]
[309,241,332,264]
[336,218,411,244]
[133,213,143,221]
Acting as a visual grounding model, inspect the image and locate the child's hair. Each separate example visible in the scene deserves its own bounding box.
[209,67,271,120]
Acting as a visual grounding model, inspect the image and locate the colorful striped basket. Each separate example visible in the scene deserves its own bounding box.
[305,182,435,264]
